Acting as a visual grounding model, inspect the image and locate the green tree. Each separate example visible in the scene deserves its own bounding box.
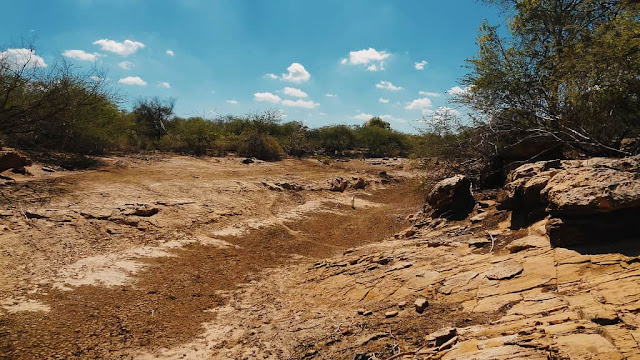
[459,0,640,158]
[364,116,391,130]
[133,97,175,141]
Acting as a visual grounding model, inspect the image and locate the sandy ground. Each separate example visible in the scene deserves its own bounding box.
[0,155,422,359]
[4,155,638,360]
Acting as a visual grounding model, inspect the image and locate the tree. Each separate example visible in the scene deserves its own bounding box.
[457,0,640,158]
[0,42,121,153]
[364,116,391,130]
[133,97,175,140]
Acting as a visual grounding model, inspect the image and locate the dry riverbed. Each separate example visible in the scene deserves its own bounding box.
[0,155,422,359]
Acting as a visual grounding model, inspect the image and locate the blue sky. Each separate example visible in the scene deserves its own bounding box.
[0,0,503,133]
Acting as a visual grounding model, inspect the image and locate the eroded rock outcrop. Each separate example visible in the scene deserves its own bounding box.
[427,175,475,219]
[0,150,31,173]
[500,155,640,246]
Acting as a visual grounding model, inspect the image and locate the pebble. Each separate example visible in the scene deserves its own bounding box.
[385,310,399,318]
[414,298,429,313]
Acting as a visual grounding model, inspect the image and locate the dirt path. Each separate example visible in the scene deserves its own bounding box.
[0,156,422,359]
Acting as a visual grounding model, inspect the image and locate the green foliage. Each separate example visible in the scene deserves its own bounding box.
[158,117,219,155]
[0,44,419,159]
[364,116,391,130]
[239,133,285,161]
[460,0,640,157]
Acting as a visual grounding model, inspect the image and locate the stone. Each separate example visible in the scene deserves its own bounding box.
[620,137,639,155]
[470,213,487,223]
[329,177,349,192]
[427,175,475,219]
[425,327,457,347]
[385,310,398,318]
[41,166,56,173]
[506,235,549,253]
[351,178,368,190]
[500,155,640,246]
[414,298,428,313]
[0,150,31,173]
[11,167,29,175]
[485,262,523,280]
[127,205,159,217]
[397,301,407,309]
[241,158,254,164]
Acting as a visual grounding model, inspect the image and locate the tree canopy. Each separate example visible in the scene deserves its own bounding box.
[458,0,640,157]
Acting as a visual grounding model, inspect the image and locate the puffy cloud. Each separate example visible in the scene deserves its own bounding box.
[0,48,47,69]
[343,48,390,71]
[254,92,282,103]
[118,61,133,70]
[282,87,308,98]
[325,93,337,98]
[414,60,428,70]
[405,97,433,115]
[354,113,373,121]
[166,50,175,56]
[118,76,147,86]
[93,39,145,56]
[380,114,407,124]
[281,99,319,109]
[366,63,384,72]
[264,73,279,79]
[378,97,389,104]
[226,100,238,104]
[62,49,100,62]
[159,82,171,88]
[418,91,441,97]
[281,62,311,83]
[447,86,471,97]
[433,106,460,118]
[90,76,104,82]
[375,81,403,91]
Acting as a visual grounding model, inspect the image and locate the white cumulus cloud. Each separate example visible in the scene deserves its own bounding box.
[414,60,428,70]
[282,87,308,98]
[264,73,279,79]
[159,82,171,88]
[419,91,441,97]
[0,48,47,69]
[118,61,133,70]
[166,50,174,56]
[344,48,390,71]
[93,39,145,56]
[405,97,433,115]
[378,97,389,103]
[254,92,282,103]
[118,76,147,86]
[62,50,100,62]
[280,62,311,83]
[325,93,337,98]
[281,99,319,109]
[354,113,373,121]
[226,100,238,104]
[447,86,471,97]
[375,81,403,91]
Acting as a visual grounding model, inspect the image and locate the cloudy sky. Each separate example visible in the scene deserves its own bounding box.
[0,0,502,133]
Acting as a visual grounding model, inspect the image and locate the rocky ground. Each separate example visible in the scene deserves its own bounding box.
[1,152,639,359]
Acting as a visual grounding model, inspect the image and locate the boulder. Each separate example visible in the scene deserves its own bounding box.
[328,177,349,192]
[0,150,31,173]
[427,175,475,219]
[500,155,640,246]
[620,137,639,155]
[350,177,368,190]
